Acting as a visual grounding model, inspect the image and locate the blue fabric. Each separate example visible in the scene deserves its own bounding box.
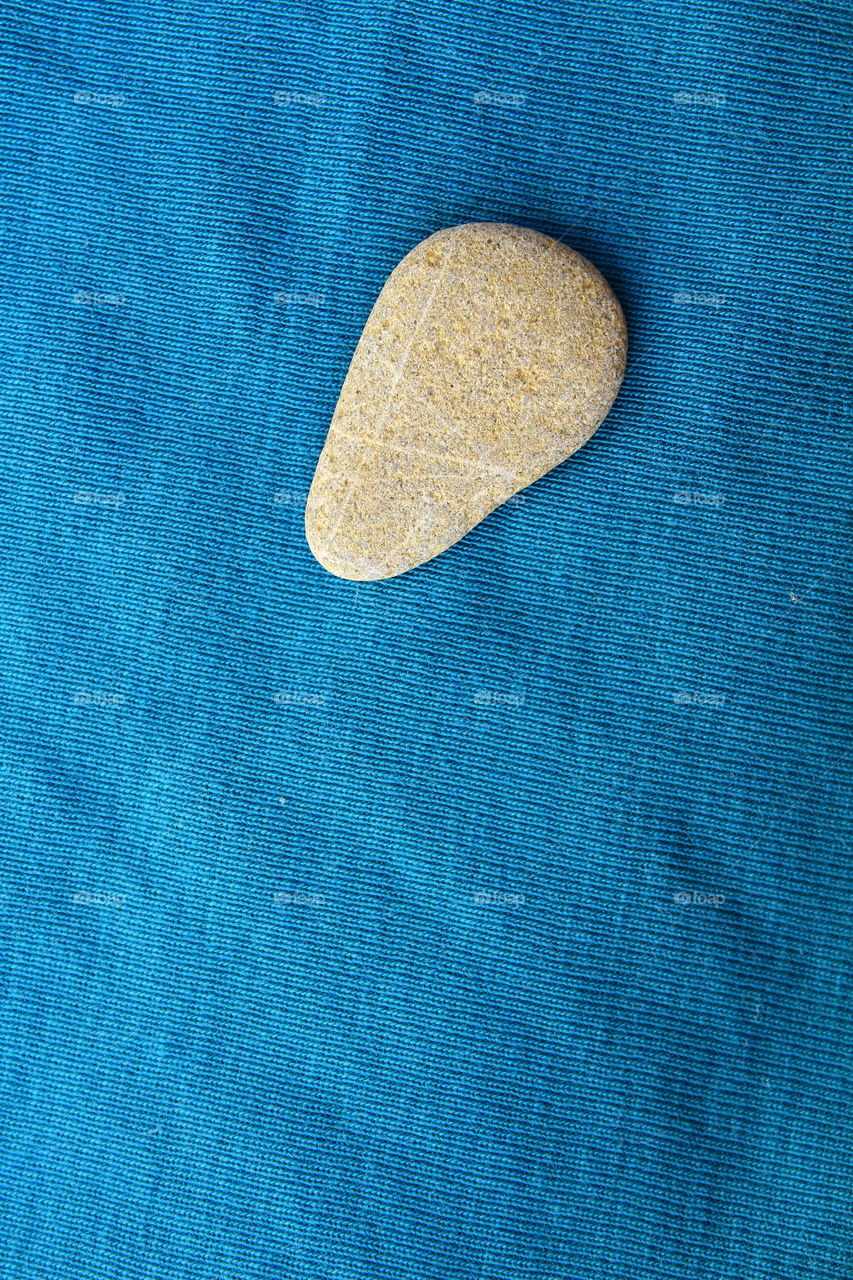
[1,1,850,1276]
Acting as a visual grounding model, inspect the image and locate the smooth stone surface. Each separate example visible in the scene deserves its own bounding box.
[305,221,627,581]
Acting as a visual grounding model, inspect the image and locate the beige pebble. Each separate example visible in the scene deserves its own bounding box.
[305,221,627,581]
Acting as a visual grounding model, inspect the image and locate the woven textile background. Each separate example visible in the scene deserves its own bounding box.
[1,0,851,1277]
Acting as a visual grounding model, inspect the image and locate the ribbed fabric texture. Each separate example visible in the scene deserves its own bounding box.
[0,1,850,1277]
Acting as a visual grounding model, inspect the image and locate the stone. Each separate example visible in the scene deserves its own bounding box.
[305,221,627,581]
